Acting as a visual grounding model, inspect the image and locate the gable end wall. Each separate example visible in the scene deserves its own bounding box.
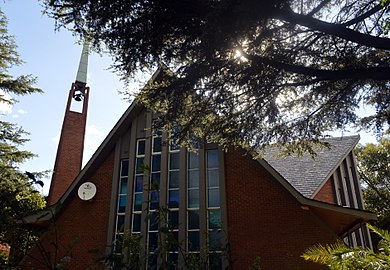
[20,150,115,270]
[314,177,337,204]
[224,149,338,270]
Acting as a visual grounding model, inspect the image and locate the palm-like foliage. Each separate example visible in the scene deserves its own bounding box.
[302,224,390,269]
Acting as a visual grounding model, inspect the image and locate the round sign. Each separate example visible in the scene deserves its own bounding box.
[78,182,97,201]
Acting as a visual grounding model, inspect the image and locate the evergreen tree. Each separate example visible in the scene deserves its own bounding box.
[0,8,45,267]
[356,138,390,231]
[44,0,390,152]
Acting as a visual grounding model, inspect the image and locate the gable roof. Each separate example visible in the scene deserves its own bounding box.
[22,69,375,233]
[264,135,360,198]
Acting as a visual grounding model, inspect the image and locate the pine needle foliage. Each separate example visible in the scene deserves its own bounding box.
[44,0,390,154]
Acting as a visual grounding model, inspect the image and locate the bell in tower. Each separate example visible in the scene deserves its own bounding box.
[47,42,90,205]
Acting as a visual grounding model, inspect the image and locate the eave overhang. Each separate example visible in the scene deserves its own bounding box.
[302,201,375,236]
[19,208,56,228]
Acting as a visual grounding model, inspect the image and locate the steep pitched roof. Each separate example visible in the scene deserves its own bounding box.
[23,67,375,233]
[264,135,360,198]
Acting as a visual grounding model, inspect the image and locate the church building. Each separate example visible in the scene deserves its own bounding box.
[19,47,375,270]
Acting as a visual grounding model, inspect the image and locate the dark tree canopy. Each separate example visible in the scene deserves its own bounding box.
[0,8,45,266]
[45,0,390,152]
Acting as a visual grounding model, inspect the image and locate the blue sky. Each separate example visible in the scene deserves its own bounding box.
[1,1,135,194]
[0,1,378,195]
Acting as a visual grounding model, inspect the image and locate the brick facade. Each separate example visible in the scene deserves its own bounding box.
[47,84,89,206]
[20,150,115,269]
[314,177,337,204]
[224,149,338,269]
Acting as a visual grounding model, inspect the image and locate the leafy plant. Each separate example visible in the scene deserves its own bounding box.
[302,224,390,269]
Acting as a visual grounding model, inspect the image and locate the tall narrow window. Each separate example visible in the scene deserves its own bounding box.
[114,159,129,253]
[207,149,222,270]
[167,142,180,268]
[132,139,145,235]
[148,133,162,268]
[187,151,200,255]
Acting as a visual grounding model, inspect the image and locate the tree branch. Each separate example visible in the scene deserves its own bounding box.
[341,3,385,27]
[277,6,390,50]
[307,0,331,17]
[248,54,390,80]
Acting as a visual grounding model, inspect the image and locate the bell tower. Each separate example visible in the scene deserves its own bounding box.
[47,43,90,205]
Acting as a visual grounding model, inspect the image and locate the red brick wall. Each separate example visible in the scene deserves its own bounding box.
[314,177,337,204]
[48,110,87,205]
[20,150,115,270]
[224,149,338,270]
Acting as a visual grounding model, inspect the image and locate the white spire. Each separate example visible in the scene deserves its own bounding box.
[75,42,89,84]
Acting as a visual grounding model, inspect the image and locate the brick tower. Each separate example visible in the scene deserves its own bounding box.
[47,44,90,205]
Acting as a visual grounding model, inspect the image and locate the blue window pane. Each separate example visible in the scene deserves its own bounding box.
[149,211,159,231]
[134,194,142,211]
[188,211,200,230]
[207,150,219,168]
[169,171,180,189]
[118,195,126,213]
[151,173,160,190]
[188,190,199,208]
[136,157,144,174]
[132,214,141,232]
[207,169,219,188]
[135,175,143,192]
[121,160,129,176]
[168,231,179,252]
[120,177,128,194]
[153,137,162,153]
[150,191,159,210]
[208,210,221,230]
[169,152,180,170]
[148,253,158,269]
[168,211,179,230]
[148,232,158,252]
[170,137,180,151]
[152,155,161,172]
[116,215,125,232]
[188,231,200,251]
[154,128,163,136]
[168,190,180,208]
[168,253,178,270]
[188,170,199,188]
[208,189,220,208]
[209,252,222,270]
[188,152,199,169]
[137,140,145,155]
[209,230,221,251]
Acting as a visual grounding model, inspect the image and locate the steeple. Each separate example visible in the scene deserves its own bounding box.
[47,43,90,205]
[75,42,89,84]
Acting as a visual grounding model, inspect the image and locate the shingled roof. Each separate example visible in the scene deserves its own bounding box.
[264,135,360,198]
